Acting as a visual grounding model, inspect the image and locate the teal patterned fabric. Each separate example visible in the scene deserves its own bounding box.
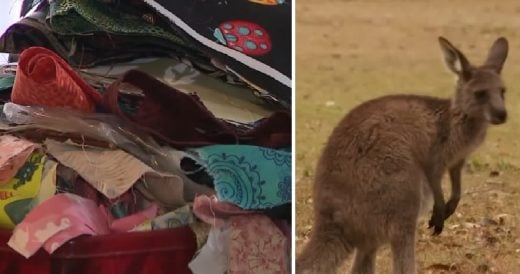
[0,75,15,91]
[191,145,291,209]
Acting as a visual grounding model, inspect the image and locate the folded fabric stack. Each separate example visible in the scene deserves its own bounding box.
[0,0,291,273]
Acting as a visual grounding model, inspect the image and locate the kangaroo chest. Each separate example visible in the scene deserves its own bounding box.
[443,123,487,167]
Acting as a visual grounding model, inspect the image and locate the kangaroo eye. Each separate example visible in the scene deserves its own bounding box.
[474,89,488,100]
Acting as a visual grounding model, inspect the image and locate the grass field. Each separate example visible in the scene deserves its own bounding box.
[295,1,520,273]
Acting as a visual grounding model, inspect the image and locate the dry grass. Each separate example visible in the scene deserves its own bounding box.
[295,0,520,273]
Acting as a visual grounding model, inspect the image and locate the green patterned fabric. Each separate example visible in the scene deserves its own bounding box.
[47,0,187,47]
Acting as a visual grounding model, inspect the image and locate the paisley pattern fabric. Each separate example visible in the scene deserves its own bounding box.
[191,145,291,209]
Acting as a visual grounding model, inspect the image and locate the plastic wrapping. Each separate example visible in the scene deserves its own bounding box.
[1,103,214,201]
[2,103,183,174]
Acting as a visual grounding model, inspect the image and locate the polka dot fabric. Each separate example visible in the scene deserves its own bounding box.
[11,47,102,112]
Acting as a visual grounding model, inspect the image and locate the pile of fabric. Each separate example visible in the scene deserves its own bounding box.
[0,0,291,273]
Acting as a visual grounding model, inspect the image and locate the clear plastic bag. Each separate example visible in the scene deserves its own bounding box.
[3,103,166,172]
[1,103,214,201]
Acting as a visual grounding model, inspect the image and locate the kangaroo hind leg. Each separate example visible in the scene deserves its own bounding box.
[390,226,417,274]
[350,245,378,274]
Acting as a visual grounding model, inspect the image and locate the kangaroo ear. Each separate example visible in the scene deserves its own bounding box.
[484,37,508,73]
[438,37,472,79]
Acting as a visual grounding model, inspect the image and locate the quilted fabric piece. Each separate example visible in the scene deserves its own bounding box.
[11,47,102,112]
[228,215,288,274]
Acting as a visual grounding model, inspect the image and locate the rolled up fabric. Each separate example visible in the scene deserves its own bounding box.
[11,47,102,112]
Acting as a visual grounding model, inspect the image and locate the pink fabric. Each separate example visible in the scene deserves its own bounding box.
[193,195,256,227]
[228,215,288,274]
[273,220,291,252]
[43,225,93,254]
[108,204,158,233]
[8,194,160,258]
[0,135,37,185]
[8,194,109,258]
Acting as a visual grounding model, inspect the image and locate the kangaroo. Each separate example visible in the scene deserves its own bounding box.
[296,37,509,274]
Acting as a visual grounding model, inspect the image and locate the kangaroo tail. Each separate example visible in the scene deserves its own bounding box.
[296,222,354,274]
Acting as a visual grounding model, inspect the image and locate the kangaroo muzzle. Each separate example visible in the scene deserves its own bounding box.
[489,108,507,124]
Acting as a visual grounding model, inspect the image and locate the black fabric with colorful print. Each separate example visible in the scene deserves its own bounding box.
[142,0,292,105]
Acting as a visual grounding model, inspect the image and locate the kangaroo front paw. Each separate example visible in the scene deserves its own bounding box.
[428,207,445,235]
[444,198,459,220]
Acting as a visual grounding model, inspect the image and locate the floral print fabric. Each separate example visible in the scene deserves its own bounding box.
[0,135,38,185]
[228,215,288,274]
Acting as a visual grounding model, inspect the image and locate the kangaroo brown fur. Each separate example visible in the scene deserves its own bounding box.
[296,37,509,274]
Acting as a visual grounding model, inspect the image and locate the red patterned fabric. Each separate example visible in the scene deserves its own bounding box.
[104,69,291,149]
[11,47,102,112]
[104,69,237,147]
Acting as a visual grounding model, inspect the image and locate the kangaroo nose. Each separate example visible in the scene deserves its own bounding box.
[492,110,507,124]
